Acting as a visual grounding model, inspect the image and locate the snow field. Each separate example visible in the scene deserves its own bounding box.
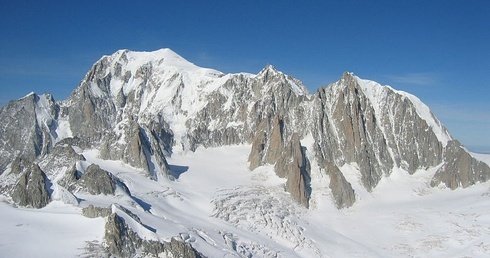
[0,201,105,258]
[1,140,490,257]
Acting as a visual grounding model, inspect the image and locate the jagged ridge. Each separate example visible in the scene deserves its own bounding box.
[1,48,489,256]
[1,49,489,207]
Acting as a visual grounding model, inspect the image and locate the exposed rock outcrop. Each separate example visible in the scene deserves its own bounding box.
[57,164,81,191]
[275,134,311,207]
[77,164,130,196]
[249,116,311,207]
[11,163,51,208]
[0,93,58,174]
[165,237,205,258]
[312,72,447,192]
[431,140,490,189]
[9,156,31,175]
[248,129,267,171]
[185,64,310,152]
[99,121,171,181]
[82,204,112,218]
[248,115,285,170]
[104,212,204,258]
[326,162,355,209]
[38,143,85,178]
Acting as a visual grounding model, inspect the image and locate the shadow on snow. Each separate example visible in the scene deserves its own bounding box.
[168,164,189,179]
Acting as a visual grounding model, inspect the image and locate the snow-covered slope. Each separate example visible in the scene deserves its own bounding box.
[1,48,490,257]
[355,75,452,146]
[1,145,490,257]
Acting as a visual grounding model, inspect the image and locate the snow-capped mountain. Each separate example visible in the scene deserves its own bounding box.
[1,49,489,257]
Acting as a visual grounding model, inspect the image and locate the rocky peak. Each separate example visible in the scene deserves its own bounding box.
[276,133,311,207]
[256,64,310,96]
[249,115,311,207]
[0,92,59,173]
[257,64,280,79]
[11,162,51,208]
[104,207,204,257]
[311,71,457,196]
[431,140,490,189]
[340,71,356,83]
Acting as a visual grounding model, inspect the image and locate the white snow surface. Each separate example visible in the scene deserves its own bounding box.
[0,201,105,258]
[2,145,490,257]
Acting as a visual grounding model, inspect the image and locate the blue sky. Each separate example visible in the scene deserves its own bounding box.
[1,1,489,151]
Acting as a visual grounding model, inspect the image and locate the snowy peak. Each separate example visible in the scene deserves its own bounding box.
[351,73,452,146]
[72,48,229,118]
[257,64,279,77]
[110,48,201,71]
[330,71,452,147]
[256,64,310,96]
[312,71,462,191]
[85,48,225,94]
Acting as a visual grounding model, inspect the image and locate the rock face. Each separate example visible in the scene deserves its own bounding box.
[186,64,310,152]
[248,115,285,170]
[0,93,58,173]
[11,163,51,208]
[38,144,86,179]
[78,164,130,195]
[105,213,159,257]
[431,140,490,189]
[311,73,446,192]
[57,164,81,191]
[105,212,204,258]
[249,116,311,207]
[9,156,32,175]
[64,60,172,180]
[82,204,112,218]
[58,163,130,196]
[326,162,355,209]
[98,120,172,181]
[275,134,311,207]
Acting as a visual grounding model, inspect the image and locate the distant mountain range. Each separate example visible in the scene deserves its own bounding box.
[1,49,489,257]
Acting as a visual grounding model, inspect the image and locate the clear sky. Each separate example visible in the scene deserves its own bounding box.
[1,1,489,152]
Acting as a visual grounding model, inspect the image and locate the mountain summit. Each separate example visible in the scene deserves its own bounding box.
[1,49,489,257]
